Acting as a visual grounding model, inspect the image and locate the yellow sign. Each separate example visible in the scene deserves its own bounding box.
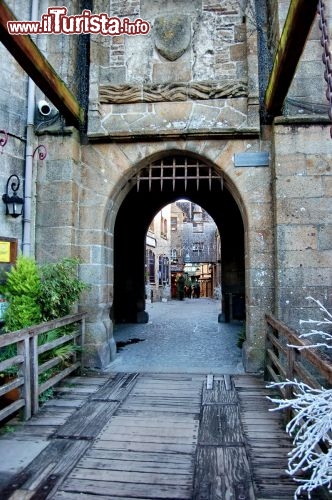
[0,241,11,262]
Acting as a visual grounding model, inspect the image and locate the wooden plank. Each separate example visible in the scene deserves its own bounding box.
[110,415,199,427]
[19,337,31,420]
[0,440,89,498]
[224,374,232,390]
[100,425,197,438]
[3,425,58,438]
[0,1,84,126]
[0,354,24,373]
[1,373,302,500]
[193,446,255,500]
[85,449,193,465]
[266,348,287,377]
[198,404,243,445]
[66,376,111,386]
[37,331,80,356]
[206,374,213,389]
[0,313,86,347]
[42,399,84,408]
[0,398,25,422]
[202,386,238,405]
[30,336,39,416]
[69,467,192,485]
[23,416,68,426]
[59,478,192,499]
[91,372,138,401]
[78,457,192,474]
[93,440,196,454]
[0,376,24,397]
[131,390,201,398]
[248,440,292,449]
[119,403,200,414]
[38,362,80,395]
[96,433,196,445]
[108,416,198,428]
[54,386,99,394]
[54,401,120,440]
[264,0,318,116]
[53,493,151,500]
[266,329,287,355]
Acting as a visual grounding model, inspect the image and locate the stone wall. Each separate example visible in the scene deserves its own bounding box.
[2,0,331,374]
[74,136,273,371]
[267,0,328,116]
[272,122,332,329]
[0,1,29,249]
[89,0,259,137]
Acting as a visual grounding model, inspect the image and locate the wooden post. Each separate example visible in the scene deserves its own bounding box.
[80,316,85,372]
[30,335,39,415]
[18,337,31,420]
[0,1,84,127]
[265,0,318,116]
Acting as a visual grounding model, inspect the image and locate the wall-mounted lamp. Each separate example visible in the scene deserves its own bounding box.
[2,174,24,218]
[0,130,8,153]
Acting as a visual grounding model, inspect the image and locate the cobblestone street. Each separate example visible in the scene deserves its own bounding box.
[108,298,245,374]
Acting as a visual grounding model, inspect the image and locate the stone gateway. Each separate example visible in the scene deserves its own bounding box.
[0,0,331,373]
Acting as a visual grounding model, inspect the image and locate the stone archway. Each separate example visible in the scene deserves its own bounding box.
[112,152,245,328]
[37,137,272,373]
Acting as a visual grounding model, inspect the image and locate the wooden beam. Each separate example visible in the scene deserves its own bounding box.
[264,0,318,116]
[0,1,84,127]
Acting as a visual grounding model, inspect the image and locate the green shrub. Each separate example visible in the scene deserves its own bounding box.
[1,254,41,300]
[2,296,42,332]
[0,255,42,332]
[0,255,88,387]
[39,257,88,320]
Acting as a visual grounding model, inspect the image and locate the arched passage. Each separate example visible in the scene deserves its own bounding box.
[112,153,245,327]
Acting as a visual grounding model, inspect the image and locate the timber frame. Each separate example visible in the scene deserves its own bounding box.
[0,1,84,127]
[0,0,319,126]
[264,0,318,116]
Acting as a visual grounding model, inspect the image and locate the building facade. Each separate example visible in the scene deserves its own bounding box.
[0,0,331,372]
[145,204,172,303]
[170,201,220,300]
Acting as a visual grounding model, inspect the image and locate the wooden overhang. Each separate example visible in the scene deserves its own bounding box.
[0,1,84,127]
[264,0,319,116]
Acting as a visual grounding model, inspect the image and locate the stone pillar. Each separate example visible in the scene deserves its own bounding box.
[273,122,332,328]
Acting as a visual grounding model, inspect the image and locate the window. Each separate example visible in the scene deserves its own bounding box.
[193,221,203,232]
[148,250,155,283]
[171,217,178,231]
[192,242,204,252]
[158,255,169,286]
[161,216,167,238]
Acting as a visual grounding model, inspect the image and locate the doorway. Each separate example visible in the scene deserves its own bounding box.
[113,153,245,325]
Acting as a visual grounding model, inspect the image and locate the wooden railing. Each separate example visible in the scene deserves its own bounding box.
[265,313,332,399]
[0,312,86,424]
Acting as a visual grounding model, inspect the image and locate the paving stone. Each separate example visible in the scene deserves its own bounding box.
[107,298,245,374]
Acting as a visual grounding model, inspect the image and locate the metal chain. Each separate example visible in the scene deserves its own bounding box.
[318,0,332,138]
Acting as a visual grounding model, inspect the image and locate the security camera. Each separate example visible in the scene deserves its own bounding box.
[37,100,52,116]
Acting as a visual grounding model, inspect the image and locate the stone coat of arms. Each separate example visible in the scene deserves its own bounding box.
[153,15,191,61]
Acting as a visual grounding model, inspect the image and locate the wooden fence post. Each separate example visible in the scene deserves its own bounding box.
[80,316,85,371]
[30,335,39,415]
[17,337,31,420]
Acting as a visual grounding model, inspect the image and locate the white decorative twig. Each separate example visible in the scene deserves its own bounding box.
[267,297,332,499]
